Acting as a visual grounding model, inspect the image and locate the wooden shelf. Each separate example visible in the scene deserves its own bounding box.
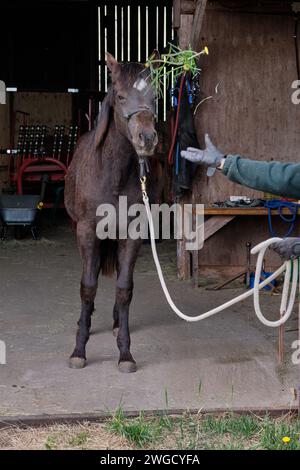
[203,206,300,216]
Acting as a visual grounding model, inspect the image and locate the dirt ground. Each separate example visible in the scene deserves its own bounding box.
[0,214,299,419]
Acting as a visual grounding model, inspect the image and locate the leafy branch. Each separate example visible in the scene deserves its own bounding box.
[145,43,209,98]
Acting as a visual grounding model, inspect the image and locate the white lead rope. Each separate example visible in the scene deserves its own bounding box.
[143,193,299,328]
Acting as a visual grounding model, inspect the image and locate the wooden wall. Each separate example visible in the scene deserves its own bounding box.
[12,92,73,143]
[193,7,300,203]
[200,218,300,276]
[178,2,300,275]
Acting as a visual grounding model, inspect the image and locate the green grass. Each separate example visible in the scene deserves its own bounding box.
[68,431,90,447]
[201,414,260,438]
[107,409,300,450]
[45,429,90,450]
[107,408,168,448]
[259,418,300,450]
[45,435,58,450]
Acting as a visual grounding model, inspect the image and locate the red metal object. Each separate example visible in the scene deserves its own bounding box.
[17,158,67,195]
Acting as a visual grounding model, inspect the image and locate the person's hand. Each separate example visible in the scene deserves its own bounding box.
[181,134,225,175]
[270,238,300,261]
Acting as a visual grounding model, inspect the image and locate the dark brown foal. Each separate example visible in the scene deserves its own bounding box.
[64,53,159,372]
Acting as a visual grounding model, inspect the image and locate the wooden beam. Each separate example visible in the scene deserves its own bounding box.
[173,0,181,29]
[204,215,235,242]
[190,0,208,49]
[181,0,197,15]
[179,14,194,49]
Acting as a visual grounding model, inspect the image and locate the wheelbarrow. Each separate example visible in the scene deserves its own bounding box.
[0,175,48,240]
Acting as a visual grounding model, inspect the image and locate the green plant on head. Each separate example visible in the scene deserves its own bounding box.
[145,43,209,98]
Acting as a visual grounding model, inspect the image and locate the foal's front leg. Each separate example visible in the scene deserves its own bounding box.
[69,221,101,369]
[115,239,142,373]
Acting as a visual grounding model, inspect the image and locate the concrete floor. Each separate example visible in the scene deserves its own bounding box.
[0,219,299,418]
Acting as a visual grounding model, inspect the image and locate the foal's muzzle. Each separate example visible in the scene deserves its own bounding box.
[137,130,158,155]
[126,108,158,156]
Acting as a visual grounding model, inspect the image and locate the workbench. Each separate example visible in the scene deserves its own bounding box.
[177,205,300,284]
[204,207,300,216]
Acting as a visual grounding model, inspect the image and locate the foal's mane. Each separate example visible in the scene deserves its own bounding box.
[117,62,148,87]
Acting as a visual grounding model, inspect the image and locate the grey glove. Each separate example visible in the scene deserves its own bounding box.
[180,134,225,176]
[270,238,300,261]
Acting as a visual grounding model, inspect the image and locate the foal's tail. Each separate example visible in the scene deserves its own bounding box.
[100,239,118,277]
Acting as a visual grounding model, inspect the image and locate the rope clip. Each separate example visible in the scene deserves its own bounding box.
[140,176,147,198]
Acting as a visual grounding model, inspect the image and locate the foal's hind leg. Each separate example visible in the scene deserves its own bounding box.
[115,239,142,373]
[69,221,101,369]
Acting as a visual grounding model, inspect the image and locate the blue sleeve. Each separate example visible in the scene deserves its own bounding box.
[222,155,300,199]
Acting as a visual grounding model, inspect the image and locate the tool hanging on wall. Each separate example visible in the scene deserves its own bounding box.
[145,44,208,198]
[169,72,200,197]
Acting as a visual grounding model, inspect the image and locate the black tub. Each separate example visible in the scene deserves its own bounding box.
[0,195,41,225]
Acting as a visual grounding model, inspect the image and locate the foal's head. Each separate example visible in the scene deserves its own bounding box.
[106,53,158,157]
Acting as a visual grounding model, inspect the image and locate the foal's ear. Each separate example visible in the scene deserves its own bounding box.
[106,52,121,83]
[94,88,113,147]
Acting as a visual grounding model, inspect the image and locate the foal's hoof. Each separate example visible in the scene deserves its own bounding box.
[69,357,86,369]
[118,361,137,373]
[112,327,119,337]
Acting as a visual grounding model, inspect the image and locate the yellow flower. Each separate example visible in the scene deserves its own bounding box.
[282,436,291,443]
[204,46,209,55]
[183,64,190,71]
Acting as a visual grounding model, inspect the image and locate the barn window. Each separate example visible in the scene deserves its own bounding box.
[98,1,174,121]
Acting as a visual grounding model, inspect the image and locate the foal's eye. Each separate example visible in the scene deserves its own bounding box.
[118,95,126,103]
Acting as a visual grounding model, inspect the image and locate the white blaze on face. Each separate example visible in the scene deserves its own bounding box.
[133,78,148,92]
